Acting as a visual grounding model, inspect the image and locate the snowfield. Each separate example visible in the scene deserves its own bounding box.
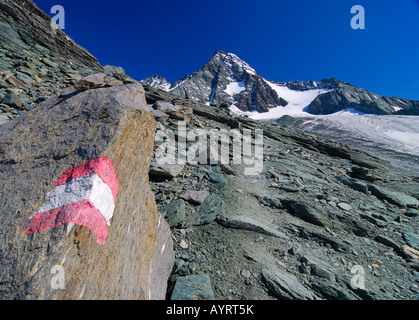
[224,81,245,96]
[280,111,419,175]
[229,80,332,120]
[228,81,419,174]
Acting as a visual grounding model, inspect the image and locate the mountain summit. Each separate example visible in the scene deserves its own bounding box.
[144,51,288,113]
[142,51,419,117]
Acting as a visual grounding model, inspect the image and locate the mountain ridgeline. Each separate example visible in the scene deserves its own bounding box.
[142,50,419,116]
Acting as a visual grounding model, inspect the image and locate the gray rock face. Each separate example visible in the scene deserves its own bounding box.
[374,235,401,252]
[152,100,193,122]
[261,266,317,300]
[216,215,287,239]
[369,185,419,208]
[282,199,330,227]
[307,84,397,115]
[179,190,210,205]
[336,174,368,193]
[382,96,419,116]
[161,199,186,228]
[171,274,214,300]
[197,194,225,225]
[149,163,185,178]
[403,232,419,251]
[285,78,344,91]
[74,73,124,90]
[0,83,174,299]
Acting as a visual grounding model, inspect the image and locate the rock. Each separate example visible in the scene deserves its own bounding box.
[405,209,419,218]
[369,185,419,208]
[209,172,226,184]
[208,172,228,191]
[307,84,395,115]
[300,227,350,252]
[5,74,31,89]
[149,163,184,178]
[288,245,302,255]
[103,65,136,83]
[254,194,283,209]
[74,73,124,90]
[338,203,353,211]
[261,266,317,300]
[150,109,170,122]
[310,265,331,280]
[279,184,301,193]
[177,266,190,276]
[284,200,330,227]
[197,194,225,225]
[310,281,360,300]
[179,239,189,249]
[403,232,419,251]
[359,212,388,228]
[179,190,210,205]
[1,92,23,109]
[41,57,58,69]
[268,169,284,180]
[171,274,214,300]
[336,174,368,193]
[374,235,401,251]
[407,261,419,272]
[220,163,235,175]
[152,100,193,122]
[241,269,252,278]
[401,245,419,261]
[161,199,186,228]
[192,172,205,181]
[33,75,42,83]
[350,167,385,182]
[0,83,174,299]
[216,215,287,239]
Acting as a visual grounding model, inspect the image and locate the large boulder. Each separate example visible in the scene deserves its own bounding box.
[0,83,174,299]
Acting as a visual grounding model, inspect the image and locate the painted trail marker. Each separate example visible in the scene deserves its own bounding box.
[24,157,119,244]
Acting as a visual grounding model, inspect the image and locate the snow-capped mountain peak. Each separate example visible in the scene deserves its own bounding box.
[141,74,172,91]
[141,51,419,117]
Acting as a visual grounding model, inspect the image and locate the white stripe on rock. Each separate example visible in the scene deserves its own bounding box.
[35,173,115,225]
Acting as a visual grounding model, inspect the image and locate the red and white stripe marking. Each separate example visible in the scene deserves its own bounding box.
[24,157,119,245]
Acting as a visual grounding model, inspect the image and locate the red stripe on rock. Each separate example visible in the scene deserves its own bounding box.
[24,199,108,245]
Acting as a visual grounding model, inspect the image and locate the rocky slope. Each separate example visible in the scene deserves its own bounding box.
[0,0,135,125]
[143,52,419,116]
[143,84,419,300]
[0,0,101,69]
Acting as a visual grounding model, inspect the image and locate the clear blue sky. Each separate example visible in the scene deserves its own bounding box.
[35,0,419,100]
